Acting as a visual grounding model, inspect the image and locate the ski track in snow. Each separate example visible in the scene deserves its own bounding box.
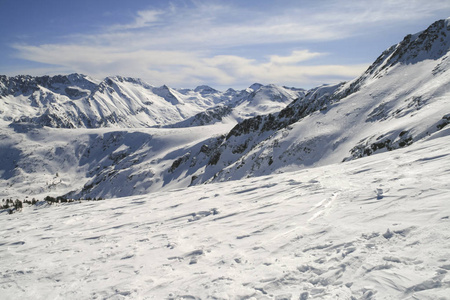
[1,136,450,299]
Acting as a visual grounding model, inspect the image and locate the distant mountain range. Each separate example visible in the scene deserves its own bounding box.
[1,18,450,200]
[0,74,303,129]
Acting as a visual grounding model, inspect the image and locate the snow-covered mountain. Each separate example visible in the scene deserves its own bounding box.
[182,18,450,184]
[1,18,450,201]
[0,75,300,130]
[1,128,450,299]
[0,78,301,199]
[167,84,304,128]
[0,75,234,128]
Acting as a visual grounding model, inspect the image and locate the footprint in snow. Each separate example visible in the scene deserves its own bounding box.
[375,188,383,200]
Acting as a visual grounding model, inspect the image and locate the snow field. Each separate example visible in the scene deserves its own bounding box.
[1,134,450,299]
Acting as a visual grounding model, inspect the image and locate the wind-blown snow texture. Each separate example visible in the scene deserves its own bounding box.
[1,133,450,299]
[1,17,450,299]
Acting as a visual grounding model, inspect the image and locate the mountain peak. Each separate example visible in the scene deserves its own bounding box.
[372,18,450,72]
[152,85,185,105]
[334,18,450,99]
[194,85,218,94]
[393,18,449,61]
[249,83,263,91]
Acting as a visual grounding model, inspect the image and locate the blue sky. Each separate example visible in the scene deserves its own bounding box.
[1,0,450,89]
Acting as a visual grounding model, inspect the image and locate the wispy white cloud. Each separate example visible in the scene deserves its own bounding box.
[201,52,368,87]
[268,51,325,65]
[12,44,367,87]
[110,10,163,30]
[9,0,450,88]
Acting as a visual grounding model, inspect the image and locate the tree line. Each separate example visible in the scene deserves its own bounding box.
[1,196,105,214]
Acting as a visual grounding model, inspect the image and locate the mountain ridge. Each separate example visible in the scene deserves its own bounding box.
[172,17,450,185]
[0,74,301,129]
[1,18,450,199]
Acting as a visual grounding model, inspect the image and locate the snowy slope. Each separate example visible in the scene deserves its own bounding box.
[0,80,302,199]
[0,119,234,200]
[1,132,450,299]
[0,82,301,200]
[231,84,305,121]
[181,18,450,184]
[168,84,304,128]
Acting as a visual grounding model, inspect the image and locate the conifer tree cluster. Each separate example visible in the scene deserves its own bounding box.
[1,195,105,214]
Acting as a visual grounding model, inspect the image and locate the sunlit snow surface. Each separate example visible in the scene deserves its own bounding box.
[1,132,450,299]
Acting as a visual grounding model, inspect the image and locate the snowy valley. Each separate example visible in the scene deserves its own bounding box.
[1,17,450,300]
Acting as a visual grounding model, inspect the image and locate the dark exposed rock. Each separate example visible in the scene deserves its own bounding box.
[436,114,450,130]
[169,153,191,173]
